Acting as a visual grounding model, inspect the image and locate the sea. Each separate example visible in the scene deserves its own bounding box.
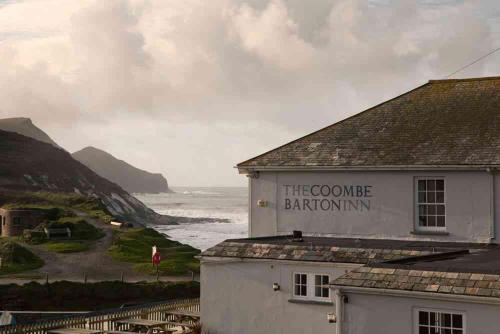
[135,187,248,250]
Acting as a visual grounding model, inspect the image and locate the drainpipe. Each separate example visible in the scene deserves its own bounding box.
[488,168,496,242]
[335,289,343,334]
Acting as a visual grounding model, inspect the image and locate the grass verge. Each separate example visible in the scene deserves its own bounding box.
[0,240,44,275]
[108,228,200,276]
[43,241,90,253]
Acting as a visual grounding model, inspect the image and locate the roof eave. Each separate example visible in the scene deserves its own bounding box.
[237,165,500,174]
[330,285,500,305]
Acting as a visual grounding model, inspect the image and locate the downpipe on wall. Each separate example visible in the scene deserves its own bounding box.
[487,168,496,242]
[334,289,343,334]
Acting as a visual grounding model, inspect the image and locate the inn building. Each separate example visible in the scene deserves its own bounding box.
[200,77,500,334]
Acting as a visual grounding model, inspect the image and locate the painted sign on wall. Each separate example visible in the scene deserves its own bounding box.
[282,184,372,212]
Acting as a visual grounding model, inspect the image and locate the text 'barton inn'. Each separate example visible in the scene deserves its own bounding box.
[200,76,500,334]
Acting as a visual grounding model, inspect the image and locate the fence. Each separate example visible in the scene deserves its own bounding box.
[0,298,200,334]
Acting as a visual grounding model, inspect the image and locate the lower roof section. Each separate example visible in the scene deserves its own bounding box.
[200,235,492,264]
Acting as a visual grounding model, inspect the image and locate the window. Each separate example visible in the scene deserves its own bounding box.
[416,309,464,334]
[294,273,307,297]
[12,217,22,226]
[314,274,330,299]
[293,273,330,301]
[416,179,445,231]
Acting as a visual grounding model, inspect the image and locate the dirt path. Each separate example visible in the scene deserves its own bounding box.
[0,213,196,284]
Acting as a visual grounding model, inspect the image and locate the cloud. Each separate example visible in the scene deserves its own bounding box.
[0,0,498,185]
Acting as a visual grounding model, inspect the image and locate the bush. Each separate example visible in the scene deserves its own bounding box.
[49,218,105,240]
[23,229,47,244]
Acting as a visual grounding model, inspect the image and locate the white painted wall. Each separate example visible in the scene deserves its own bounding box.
[249,170,496,243]
[342,292,500,334]
[201,259,359,334]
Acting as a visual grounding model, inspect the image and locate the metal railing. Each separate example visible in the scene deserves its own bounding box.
[0,298,200,334]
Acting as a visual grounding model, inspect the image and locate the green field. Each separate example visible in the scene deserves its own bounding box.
[0,240,44,275]
[108,228,200,276]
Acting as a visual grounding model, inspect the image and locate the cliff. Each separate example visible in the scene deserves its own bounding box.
[0,129,164,224]
[72,147,170,194]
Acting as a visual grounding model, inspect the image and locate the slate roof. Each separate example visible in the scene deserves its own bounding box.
[238,77,500,169]
[200,236,487,264]
[332,248,500,299]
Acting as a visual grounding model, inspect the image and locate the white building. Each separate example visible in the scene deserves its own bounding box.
[200,76,500,334]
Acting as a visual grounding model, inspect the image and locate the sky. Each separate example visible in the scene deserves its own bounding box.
[1,0,500,187]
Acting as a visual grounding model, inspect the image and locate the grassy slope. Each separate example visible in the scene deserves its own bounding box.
[0,191,114,223]
[108,228,200,276]
[0,240,44,275]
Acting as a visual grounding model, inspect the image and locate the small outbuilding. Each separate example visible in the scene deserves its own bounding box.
[0,208,45,237]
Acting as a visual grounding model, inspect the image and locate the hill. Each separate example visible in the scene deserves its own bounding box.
[0,129,164,224]
[0,117,61,149]
[73,147,170,194]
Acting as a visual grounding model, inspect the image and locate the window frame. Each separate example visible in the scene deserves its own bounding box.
[415,177,446,232]
[293,273,308,299]
[292,272,331,302]
[414,308,465,334]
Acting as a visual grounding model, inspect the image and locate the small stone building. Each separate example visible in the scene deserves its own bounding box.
[0,208,44,237]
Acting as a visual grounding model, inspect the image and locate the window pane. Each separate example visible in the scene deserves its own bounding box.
[418,180,427,191]
[301,285,307,296]
[436,191,444,203]
[419,192,427,203]
[429,312,437,326]
[436,216,445,227]
[428,192,436,203]
[295,274,300,283]
[419,311,429,325]
[295,285,301,296]
[428,205,436,215]
[315,275,321,286]
[452,315,462,328]
[437,205,445,215]
[428,216,436,227]
[441,313,451,327]
[315,287,321,297]
[419,216,427,226]
[419,205,427,215]
[452,330,463,334]
[436,180,444,191]
[302,274,307,285]
[443,329,451,334]
[427,180,436,191]
[419,327,429,334]
[322,275,329,284]
[322,288,329,297]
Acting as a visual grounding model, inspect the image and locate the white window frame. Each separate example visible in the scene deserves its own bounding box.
[292,272,331,302]
[415,177,446,232]
[414,308,465,334]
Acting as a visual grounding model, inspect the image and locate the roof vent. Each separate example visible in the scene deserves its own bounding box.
[292,230,303,242]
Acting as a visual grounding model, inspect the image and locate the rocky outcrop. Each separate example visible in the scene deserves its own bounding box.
[72,147,170,194]
[0,129,166,224]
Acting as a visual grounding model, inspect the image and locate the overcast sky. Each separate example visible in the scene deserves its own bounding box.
[1,0,500,187]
